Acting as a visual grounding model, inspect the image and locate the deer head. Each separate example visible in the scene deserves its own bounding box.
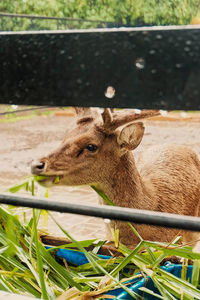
[31,108,159,187]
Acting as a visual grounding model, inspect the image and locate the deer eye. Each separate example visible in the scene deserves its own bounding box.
[86,144,98,152]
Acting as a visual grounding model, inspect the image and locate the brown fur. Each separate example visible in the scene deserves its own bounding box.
[31,108,200,249]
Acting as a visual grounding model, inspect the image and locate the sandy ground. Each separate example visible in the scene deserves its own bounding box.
[1,107,200,242]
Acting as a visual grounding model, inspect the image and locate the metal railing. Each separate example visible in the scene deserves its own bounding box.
[0,193,200,232]
[0,12,121,31]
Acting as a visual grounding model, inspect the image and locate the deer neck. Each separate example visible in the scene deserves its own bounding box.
[96,152,152,210]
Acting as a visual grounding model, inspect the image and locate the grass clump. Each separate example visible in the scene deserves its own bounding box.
[2,178,200,299]
[0,206,83,299]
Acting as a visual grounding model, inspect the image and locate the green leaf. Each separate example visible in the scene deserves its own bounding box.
[158,268,200,299]
[191,260,200,288]
[32,209,54,299]
[8,182,27,193]
[91,185,114,206]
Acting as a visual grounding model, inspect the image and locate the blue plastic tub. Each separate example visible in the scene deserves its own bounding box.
[55,248,195,299]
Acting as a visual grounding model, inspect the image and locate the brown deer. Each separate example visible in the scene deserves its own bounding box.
[31,108,200,249]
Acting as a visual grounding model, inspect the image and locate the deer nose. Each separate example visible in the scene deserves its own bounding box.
[31,161,46,175]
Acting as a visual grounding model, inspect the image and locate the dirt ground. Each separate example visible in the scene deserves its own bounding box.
[1,106,200,241]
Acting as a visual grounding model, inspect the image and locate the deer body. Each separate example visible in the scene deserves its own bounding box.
[97,144,200,245]
[31,108,200,248]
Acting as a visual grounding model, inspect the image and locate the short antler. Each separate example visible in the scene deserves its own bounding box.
[101,108,113,126]
[101,108,160,132]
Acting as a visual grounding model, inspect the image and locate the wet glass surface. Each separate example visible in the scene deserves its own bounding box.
[1,26,200,109]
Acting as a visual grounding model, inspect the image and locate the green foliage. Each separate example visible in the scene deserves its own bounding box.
[6,176,200,298]
[0,0,200,31]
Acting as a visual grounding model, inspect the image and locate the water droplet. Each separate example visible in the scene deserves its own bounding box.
[60,50,65,54]
[112,49,117,54]
[160,100,167,106]
[151,69,157,74]
[105,86,115,99]
[68,56,73,60]
[156,34,162,39]
[135,58,145,69]
[184,47,190,52]
[186,40,192,45]
[175,63,182,68]
[15,92,20,98]
[77,78,82,84]
[149,49,156,55]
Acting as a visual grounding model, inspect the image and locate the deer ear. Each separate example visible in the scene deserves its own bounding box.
[117,122,145,151]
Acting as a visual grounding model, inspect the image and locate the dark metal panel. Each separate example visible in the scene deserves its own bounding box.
[1,26,200,109]
[0,193,200,231]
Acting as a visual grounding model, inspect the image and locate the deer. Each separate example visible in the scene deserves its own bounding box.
[31,107,200,249]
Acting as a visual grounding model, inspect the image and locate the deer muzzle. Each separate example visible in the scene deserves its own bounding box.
[31,160,46,175]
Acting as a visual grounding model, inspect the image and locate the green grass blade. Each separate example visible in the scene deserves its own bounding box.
[32,209,53,299]
[39,243,82,290]
[158,268,200,299]
[110,241,144,276]
[144,241,200,260]
[8,182,27,193]
[153,276,177,300]
[139,287,164,299]
[91,185,115,206]
[191,260,200,288]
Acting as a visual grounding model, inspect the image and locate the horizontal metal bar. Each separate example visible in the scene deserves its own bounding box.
[1,193,200,232]
[1,27,200,109]
[0,12,116,25]
[0,105,52,116]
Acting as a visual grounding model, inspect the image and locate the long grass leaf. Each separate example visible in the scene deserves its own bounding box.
[110,241,144,276]
[8,182,27,193]
[158,268,200,298]
[33,209,53,299]
[191,259,200,288]
[91,185,115,206]
[139,287,164,299]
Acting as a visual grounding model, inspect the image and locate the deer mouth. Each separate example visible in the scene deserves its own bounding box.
[37,175,63,187]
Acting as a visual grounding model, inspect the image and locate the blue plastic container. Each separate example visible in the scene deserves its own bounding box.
[55,248,195,299]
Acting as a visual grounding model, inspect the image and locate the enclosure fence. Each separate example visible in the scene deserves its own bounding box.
[0,25,200,232]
